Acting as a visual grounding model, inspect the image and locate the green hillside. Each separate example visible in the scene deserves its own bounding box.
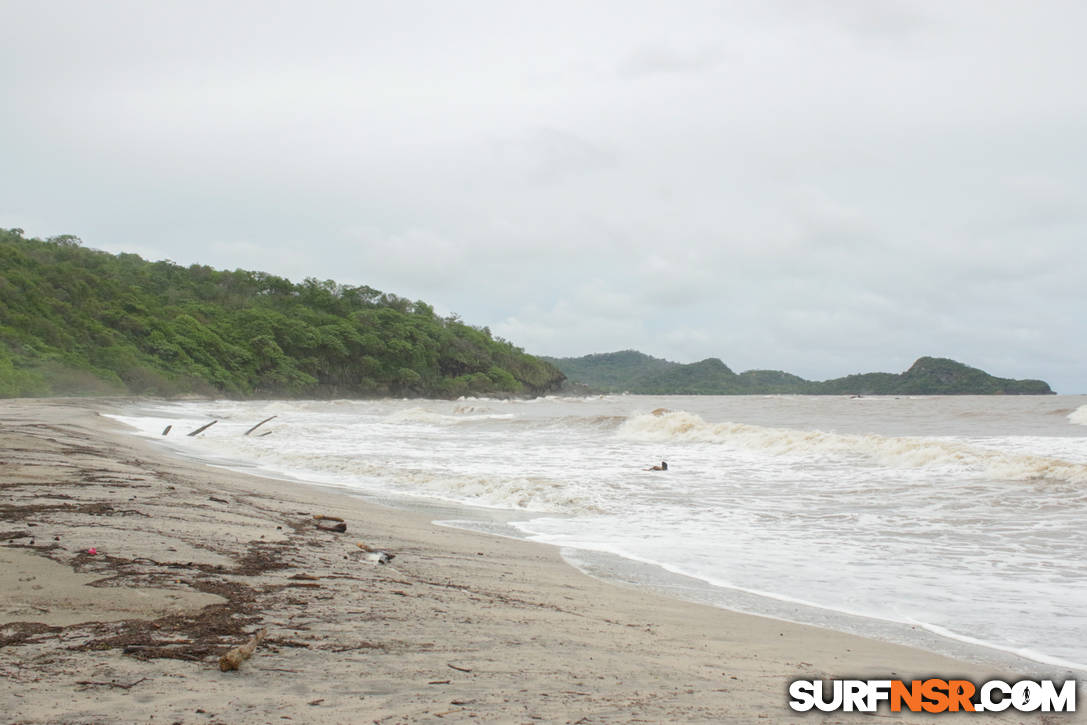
[0,229,565,398]
[634,357,738,394]
[544,350,1053,395]
[545,350,676,391]
[813,356,1053,395]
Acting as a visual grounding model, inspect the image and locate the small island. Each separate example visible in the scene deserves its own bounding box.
[543,350,1054,395]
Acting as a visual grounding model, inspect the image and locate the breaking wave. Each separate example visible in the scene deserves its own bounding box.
[387,407,630,431]
[566,414,628,429]
[386,407,515,425]
[618,410,1087,484]
[221,446,597,513]
[415,473,599,513]
[1069,405,1087,427]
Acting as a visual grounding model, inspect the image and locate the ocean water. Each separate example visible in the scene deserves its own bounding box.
[109,395,1087,673]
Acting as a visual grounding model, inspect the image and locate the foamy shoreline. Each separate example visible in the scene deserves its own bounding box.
[0,398,1077,723]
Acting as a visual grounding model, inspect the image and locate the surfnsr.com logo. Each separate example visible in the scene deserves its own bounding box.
[788,678,1076,713]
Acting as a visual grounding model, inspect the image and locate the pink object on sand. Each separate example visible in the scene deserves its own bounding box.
[87,548,97,555]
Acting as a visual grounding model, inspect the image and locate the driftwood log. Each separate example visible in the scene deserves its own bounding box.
[76,677,148,690]
[313,515,346,532]
[219,628,266,672]
[187,420,218,437]
[244,416,277,436]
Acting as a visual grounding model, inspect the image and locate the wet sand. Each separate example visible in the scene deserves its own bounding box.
[0,399,1071,723]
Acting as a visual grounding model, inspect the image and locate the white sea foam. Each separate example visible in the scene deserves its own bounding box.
[909,620,1087,672]
[111,394,1087,671]
[1069,404,1087,426]
[386,406,515,425]
[617,410,1087,483]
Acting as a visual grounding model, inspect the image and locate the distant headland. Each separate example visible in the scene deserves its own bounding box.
[543,350,1054,395]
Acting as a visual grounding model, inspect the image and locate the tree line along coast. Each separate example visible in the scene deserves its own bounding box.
[0,229,564,399]
[0,229,1053,399]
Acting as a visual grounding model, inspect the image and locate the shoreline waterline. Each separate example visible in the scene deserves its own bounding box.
[4,396,1083,723]
[102,394,1087,678]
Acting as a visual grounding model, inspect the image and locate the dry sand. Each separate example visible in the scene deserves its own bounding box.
[0,399,1078,724]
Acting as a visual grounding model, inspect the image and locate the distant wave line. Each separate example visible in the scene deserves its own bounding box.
[618,410,1087,484]
[1068,404,1087,426]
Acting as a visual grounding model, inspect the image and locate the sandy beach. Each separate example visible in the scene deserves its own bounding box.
[0,399,1076,724]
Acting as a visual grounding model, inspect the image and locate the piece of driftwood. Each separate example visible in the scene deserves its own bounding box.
[244,415,277,436]
[219,628,266,671]
[161,425,172,436]
[187,420,218,437]
[209,496,229,504]
[315,521,347,533]
[267,639,310,648]
[314,514,344,522]
[76,677,148,690]
[122,639,191,650]
[329,641,384,653]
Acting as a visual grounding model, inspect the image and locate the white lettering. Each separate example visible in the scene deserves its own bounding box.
[1013,681,1042,712]
[866,680,892,711]
[981,680,1011,712]
[843,680,867,712]
[815,680,843,712]
[1039,680,1076,712]
[788,680,816,712]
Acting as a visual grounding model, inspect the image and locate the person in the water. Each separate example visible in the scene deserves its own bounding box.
[646,461,668,471]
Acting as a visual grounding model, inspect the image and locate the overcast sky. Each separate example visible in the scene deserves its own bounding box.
[3,1,1085,392]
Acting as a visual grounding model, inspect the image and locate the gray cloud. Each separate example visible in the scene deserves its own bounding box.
[2,0,1085,391]
[617,43,722,79]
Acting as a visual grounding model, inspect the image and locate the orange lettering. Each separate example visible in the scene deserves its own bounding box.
[921,679,950,713]
[891,680,923,712]
[947,680,976,712]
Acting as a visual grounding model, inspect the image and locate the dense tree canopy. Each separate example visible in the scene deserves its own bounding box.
[0,229,565,398]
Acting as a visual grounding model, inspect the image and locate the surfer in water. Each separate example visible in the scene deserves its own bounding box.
[646,461,668,471]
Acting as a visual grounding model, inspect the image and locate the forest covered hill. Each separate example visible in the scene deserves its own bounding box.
[0,229,565,398]
[544,350,1054,395]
